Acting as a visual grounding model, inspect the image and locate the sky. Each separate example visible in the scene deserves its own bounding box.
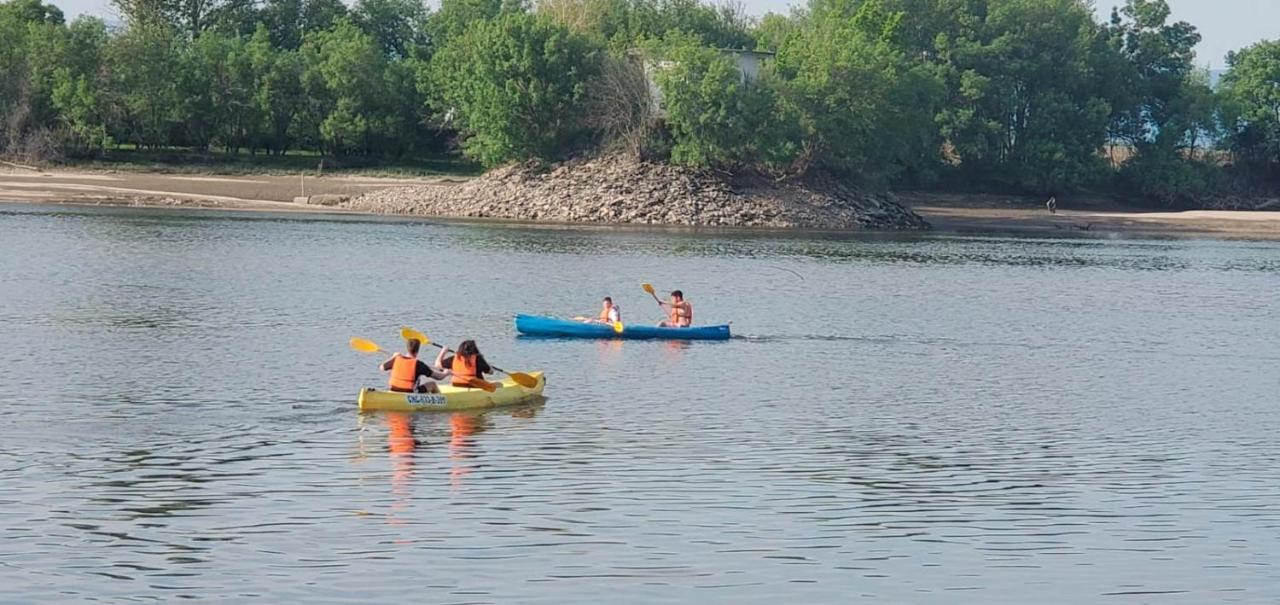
[50,0,1280,68]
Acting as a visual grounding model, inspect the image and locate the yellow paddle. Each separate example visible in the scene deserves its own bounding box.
[351,335,496,392]
[573,315,624,333]
[349,337,386,354]
[400,326,539,389]
[642,283,668,323]
[642,282,662,304]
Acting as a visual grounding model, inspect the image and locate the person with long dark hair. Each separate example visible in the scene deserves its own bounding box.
[435,340,494,388]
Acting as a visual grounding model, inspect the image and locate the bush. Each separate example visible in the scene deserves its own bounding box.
[429,12,600,167]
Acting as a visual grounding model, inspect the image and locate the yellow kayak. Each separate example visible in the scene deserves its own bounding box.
[357,372,546,412]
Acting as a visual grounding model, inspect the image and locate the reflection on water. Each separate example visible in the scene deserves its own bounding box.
[1,204,1278,603]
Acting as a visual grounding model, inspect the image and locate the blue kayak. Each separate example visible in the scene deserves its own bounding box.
[515,314,731,340]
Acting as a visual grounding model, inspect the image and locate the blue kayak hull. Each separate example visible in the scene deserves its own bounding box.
[515,314,730,340]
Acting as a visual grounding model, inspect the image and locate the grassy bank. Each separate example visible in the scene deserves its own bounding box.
[48,147,482,178]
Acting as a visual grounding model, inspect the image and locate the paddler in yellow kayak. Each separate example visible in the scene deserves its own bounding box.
[382,338,451,393]
[436,340,494,389]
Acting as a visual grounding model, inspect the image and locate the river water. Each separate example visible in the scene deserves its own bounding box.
[1,204,1278,603]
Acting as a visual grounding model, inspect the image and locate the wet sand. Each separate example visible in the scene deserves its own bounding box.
[913,206,1280,239]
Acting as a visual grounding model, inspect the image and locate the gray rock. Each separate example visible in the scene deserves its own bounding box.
[342,154,928,230]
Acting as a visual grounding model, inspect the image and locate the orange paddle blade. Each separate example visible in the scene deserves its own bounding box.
[641,283,656,296]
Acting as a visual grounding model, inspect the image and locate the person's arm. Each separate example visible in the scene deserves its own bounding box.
[380,356,396,371]
[418,360,451,381]
[477,355,493,376]
[434,346,448,369]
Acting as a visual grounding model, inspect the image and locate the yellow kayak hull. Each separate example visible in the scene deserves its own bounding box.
[357,371,546,412]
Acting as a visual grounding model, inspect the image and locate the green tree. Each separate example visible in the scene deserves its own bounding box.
[106,23,184,147]
[429,0,519,45]
[52,67,112,152]
[352,0,428,58]
[537,0,755,50]
[180,32,257,151]
[300,18,402,154]
[430,12,599,166]
[207,0,261,37]
[772,1,944,181]
[0,0,62,24]
[0,5,34,155]
[246,25,304,154]
[50,18,113,153]
[1219,40,1280,169]
[933,0,1116,191]
[260,0,348,49]
[111,0,233,37]
[752,11,798,52]
[654,36,795,169]
[1105,0,1209,155]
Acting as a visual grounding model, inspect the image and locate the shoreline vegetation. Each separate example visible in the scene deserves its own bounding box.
[2,0,1279,231]
[6,165,1280,240]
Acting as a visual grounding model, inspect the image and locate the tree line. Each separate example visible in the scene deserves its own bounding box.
[0,0,1277,205]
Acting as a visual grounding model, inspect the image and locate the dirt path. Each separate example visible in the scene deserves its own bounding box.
[0,168,463,212]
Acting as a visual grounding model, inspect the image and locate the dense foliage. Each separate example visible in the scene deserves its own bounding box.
[429,12,598,166]
[1,0,1277,203]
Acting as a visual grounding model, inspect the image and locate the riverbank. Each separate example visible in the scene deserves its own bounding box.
[0,167,462,213]
[901,192,1280,239]
[6,166,1280,239]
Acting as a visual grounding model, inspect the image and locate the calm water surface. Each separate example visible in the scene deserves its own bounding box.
[1,204,1278,603]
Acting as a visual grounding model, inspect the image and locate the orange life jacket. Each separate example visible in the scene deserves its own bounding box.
[388,354,419,392]
[451,353,478,387]
[599,304,619,322]
[669,301,692,327]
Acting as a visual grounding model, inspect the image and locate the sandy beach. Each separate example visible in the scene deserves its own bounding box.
[0,167,461,213]
[4,167,1280,239]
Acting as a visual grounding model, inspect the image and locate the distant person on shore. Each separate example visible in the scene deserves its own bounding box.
[1046,196,1058,214]
[382,338,450,393]
[436,340,493,388]
[658,290,693,327]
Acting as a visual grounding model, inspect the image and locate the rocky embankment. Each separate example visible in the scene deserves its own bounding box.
[343,155,928,230]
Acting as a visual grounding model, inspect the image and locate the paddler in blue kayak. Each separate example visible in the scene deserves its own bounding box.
[589,296,621,324]
[658,290,693,327]
[382,338,451,393]
[436,340,494,388]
